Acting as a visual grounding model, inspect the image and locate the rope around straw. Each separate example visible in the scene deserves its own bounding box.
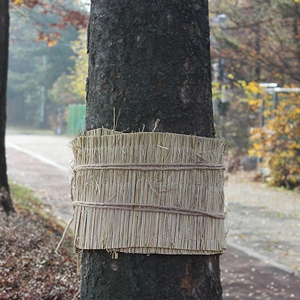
[72,201,226,219]
[73,163,225,172]
[70,129,227,254]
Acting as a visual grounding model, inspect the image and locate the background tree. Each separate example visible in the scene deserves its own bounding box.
[7,0,88,129]
[68,29,88,101]
[250,92,300,189]
[0,0,88,212]
[81,1,222,299]
[210,0,300,85]
[209,0,300,176]
[49,29,88,106]
[0,0,15,213]
[212,81,259,151]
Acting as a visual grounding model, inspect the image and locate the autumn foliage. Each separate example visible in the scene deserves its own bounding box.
[11,0,39,8]
[250,93,300,189]
[213,78,300,189]
[11,0,88,47]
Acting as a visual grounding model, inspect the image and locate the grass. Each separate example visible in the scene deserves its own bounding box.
[9,181,73,248]
[10,182,47,214]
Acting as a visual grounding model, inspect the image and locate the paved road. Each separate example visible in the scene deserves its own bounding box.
[5,132,300,299]
[5,133,73,222]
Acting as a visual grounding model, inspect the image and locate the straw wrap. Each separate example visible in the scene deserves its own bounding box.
[71,128,227,254]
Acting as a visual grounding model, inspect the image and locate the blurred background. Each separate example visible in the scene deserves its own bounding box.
[2,2,300,297]
[6,0,300,190]
[209,0,300,190]
[7,0,89,135]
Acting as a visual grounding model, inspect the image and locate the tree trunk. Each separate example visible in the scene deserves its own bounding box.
[82,0,222,298]
[0,0,15,214]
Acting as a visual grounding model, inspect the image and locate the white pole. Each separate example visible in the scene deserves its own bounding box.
[40,55,46,128]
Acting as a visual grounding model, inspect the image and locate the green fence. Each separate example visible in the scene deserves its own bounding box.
[66,104,86,135]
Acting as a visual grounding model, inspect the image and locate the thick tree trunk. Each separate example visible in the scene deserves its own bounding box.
[82,0,221,299]
[86,0,214,137]
[0,0,15,214]
[81,252,221,299]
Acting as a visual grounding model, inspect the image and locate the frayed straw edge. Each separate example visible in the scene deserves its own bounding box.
[55,217,74,254]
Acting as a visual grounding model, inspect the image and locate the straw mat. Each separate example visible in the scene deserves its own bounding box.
[71,128,227,255]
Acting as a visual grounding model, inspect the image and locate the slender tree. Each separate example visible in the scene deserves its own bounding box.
[0,1,88,213]
[0,0,15,214]
[81,0,222,298]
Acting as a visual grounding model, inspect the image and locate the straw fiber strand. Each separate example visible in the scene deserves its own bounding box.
[71,129,226,255]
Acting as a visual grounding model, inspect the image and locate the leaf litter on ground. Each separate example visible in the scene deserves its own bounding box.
[0,183,80,300]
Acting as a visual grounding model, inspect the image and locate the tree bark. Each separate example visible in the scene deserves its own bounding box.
[86,0,215,137]
[0,0,15,214]
[81,252,221,299]
[82,0,221,298]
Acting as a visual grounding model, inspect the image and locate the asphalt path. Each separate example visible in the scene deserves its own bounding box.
[5,133,73,221]
[5,132,300,299]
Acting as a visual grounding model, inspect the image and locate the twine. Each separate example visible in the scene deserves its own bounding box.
[73,163,225,172]
[73,201,226,219]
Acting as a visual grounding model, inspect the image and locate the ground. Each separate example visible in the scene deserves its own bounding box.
[0,188,80,299]
[227,170,300,272]
[1,131,300,299]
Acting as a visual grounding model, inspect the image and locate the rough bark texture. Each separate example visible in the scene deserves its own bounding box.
[81,252,222,300]
[82,0,221,299]
[0,0,15,214]
[86,0,215,137]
